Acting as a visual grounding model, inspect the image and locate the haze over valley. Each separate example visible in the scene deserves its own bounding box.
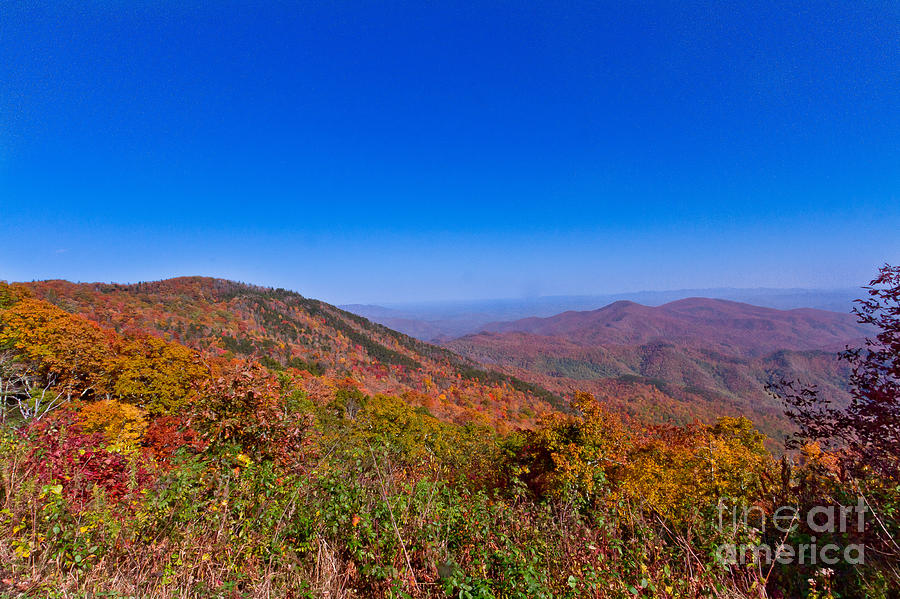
[343,287,862,341]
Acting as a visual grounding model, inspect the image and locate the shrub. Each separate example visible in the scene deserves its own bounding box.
[110,334,208,415]
[77,398,149,452]
[24,410,155,511]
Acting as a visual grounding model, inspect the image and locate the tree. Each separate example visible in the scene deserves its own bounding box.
[519,392,632,501]
[771,266,900,594]
[0,298,114,397]
[195,359,314,464]
[0,352,72,422]
[779,264,900,480]
[110,333,207,414]
[0,282,31,309]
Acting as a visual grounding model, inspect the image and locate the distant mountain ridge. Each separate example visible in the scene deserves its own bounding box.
[478,298,869,356]
[343,288,860,341]
[445,297,870,442]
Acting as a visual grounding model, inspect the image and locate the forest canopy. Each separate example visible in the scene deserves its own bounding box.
[0,270,897,598]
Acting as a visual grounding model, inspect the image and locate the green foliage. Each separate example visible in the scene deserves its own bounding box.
[219,333,255,355]
[257,354,284,371]
[286,355,324,375]
[0,276,895,598]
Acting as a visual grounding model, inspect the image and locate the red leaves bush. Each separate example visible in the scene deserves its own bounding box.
[24,410,155,511]
[195,359,316,466]
[144,415,206,464]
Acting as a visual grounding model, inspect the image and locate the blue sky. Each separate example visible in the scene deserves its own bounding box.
[1,1,898,303]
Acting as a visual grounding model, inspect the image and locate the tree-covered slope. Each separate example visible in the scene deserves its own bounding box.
[22,277,565,426]
[445,299,864,441]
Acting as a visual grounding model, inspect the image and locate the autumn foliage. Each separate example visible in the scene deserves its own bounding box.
[0,273,895,597]
[0,298,114,396]
[23,409,155,511]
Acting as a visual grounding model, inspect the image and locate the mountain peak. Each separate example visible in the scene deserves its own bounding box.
[476,296,868,356]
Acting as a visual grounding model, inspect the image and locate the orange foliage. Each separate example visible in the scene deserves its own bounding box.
[144,415,205,462]
[78,398,148,452]
[0,282,32,308]
[197,360,315,465]
[0,299,114,395]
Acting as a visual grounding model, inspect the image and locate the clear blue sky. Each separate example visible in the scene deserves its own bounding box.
[2,1,898,303]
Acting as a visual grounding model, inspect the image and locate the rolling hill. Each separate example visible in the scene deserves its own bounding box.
[21,277,565,428]
[342,288,860,341]
[19,279,869,443]
[446,298,871,441]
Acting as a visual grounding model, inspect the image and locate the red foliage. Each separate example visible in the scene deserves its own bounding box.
[24,410,155,511]
[196,360,316,466]
[144,415,206,464]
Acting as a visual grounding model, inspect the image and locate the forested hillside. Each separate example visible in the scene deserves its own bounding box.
[0,272,897,598]
[446,299,867,442]
[21,277,564,428]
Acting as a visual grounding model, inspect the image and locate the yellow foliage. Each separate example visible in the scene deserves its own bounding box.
[619,433,701,522]
[0,299,208,415]
[523,392,632,498]
[110,334,208,415]
[525,393,773,523]
[78,398,149,452]
[619,416,772,524]
[351,394,496,468]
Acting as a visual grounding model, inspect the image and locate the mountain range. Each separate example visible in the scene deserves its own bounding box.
[342,287,860,341]
[19,278,871,446]
[445,298,870,443]
[477,298,867,356]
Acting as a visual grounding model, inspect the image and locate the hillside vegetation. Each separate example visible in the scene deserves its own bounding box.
[0,275,896,598]
[446,299,867,442]
[22,278,565,428]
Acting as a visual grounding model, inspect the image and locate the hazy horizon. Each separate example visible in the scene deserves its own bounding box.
[1,273,864,309]
[343,285,862,309]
